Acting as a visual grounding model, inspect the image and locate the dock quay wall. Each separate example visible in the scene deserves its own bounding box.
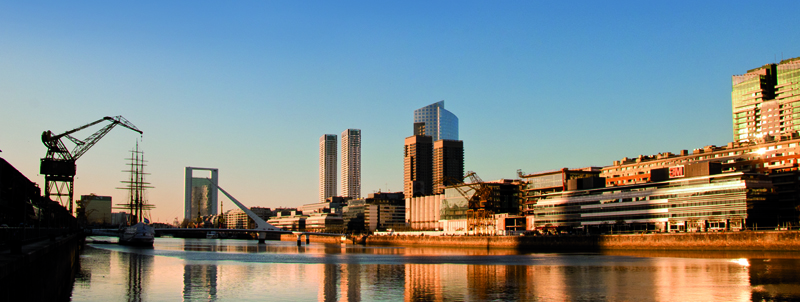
[0,233,83,302]
[279,233,346,244]
[363,231,800,251]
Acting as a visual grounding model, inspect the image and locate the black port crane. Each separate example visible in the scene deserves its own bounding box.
[40,116,142,213]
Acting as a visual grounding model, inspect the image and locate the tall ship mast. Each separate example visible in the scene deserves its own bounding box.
[117,141,154,225]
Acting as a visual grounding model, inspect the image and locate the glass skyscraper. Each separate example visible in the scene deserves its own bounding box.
[406,101,463,198]
[732,57,800,142]
[413,101,458,141]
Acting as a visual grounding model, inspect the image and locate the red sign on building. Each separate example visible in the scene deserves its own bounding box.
[669,165,685,178]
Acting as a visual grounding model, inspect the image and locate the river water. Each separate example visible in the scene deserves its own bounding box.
[70,237,800,301]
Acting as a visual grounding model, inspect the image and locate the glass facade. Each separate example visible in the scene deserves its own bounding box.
[732,58,800,142]
[526,173,563,190]
[413,101,459,141]
[731,65,774,142]
[530,173,775,232]
[777,58,800,133]
[189,178,215,219]
[441,187,471,220]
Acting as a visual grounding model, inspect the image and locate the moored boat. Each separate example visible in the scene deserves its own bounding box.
[120,222,155,246]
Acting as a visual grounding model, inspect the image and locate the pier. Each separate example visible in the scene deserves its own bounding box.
[0,231,83,302]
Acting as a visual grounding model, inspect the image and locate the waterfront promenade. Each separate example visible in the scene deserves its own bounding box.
[284,230,800,251]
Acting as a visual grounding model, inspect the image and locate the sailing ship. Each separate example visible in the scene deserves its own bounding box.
[117,141,155,246]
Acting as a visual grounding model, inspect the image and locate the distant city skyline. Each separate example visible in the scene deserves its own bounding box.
[1,2,799,222]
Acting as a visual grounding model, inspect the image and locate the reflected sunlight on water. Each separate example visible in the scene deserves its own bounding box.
[70,238,800,301]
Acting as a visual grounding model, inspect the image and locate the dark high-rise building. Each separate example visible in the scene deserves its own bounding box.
[732,57,800,142]
[433,139,464,194]
[319,134,337,202]
[404,135,433,198]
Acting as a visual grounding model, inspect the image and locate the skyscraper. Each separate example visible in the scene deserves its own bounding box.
[732,57,800,142]
[433,139,464,195]
[404,135,433,198]
[341,129,361,199]
[405,101,464,197]
[320,134,337,202]
[413,101,459,141]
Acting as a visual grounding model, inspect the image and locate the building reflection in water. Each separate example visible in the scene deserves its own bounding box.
[183,264,218,301]
[117,249,154,302]
[71,241,800,301]
[322,264,338,302]
[750,258,800,301]
[319,263,365,302]
[394,256,754,301]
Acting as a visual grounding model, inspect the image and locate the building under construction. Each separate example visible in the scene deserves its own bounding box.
[407,172,523,234]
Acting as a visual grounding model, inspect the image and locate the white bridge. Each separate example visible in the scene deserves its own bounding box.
[182,179,345,245]
[91,179,345,245]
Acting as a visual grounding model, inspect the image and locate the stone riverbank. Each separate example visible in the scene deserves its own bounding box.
[362,231,800,251]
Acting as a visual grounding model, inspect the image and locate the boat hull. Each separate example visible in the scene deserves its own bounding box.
[119,223,155,246]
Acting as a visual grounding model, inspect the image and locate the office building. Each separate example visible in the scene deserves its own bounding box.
[222,207,272,229]
[267,211,307,231]
[732,57,800,142]
[185,167,219,221]
[433,139,464,194]
[305,212,344,233]
[530,168,776,232]
[406,101,463,198]
[404,135,433,198]
[320,134,337,202]
[342,192,405,232]
[413,101,458,141]
[341,129,361,199]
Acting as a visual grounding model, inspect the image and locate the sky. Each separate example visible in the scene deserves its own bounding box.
[1,1,799,223]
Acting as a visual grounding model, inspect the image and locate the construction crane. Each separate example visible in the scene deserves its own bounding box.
[40,116,142,214]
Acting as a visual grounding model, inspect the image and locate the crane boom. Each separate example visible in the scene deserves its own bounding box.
[40,115,142,213]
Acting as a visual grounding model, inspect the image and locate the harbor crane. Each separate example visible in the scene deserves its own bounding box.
[40,116,142,213]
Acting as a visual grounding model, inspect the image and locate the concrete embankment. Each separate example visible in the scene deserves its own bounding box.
[363,231,800,251]
[0,233,83,302]
[279,233,349,244]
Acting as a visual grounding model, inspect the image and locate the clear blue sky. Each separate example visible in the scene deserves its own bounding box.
[1,1,798,223]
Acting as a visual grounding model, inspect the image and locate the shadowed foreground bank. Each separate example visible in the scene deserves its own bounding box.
[0,233,83,302]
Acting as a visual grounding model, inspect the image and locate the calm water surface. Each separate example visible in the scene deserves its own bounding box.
[70,237,800,301]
